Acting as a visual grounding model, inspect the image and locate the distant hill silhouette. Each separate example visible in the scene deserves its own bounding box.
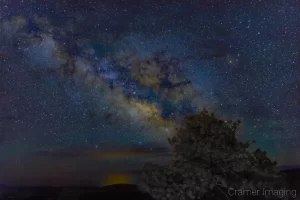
[279,165,300,171]
[78,184,154,200]
[0,184,154,200]
[0,169,299,200]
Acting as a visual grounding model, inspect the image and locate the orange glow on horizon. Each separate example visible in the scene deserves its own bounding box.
[90,151,152,159]
[104,174,130,185]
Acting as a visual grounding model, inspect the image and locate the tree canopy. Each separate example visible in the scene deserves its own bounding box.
[141,110,285,200]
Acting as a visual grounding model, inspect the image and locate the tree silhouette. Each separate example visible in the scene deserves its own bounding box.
[141,110,285,200]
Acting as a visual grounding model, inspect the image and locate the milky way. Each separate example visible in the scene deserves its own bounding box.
[0,0,299,186]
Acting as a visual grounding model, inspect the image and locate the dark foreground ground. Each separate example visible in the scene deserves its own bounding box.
[0,184,153,200]
[0,169,299,200]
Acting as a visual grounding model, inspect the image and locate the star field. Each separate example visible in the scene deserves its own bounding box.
[0,0,299,186]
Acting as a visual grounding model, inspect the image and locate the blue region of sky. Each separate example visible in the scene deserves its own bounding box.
[0,0,299,186]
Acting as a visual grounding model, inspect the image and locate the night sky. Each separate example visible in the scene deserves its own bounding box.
[0,0,299,186]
